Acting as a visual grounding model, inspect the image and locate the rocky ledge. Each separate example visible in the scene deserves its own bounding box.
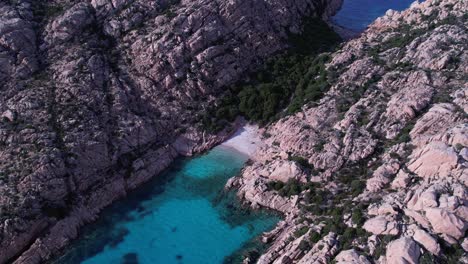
[228,0,468,263]
[0,0,342,263]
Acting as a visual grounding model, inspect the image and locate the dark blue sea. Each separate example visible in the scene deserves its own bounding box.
[332,0,419,31]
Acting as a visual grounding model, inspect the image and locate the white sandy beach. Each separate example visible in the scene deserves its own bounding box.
[221,124,264,157]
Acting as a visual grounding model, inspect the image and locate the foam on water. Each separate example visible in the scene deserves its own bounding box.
[55,145,279,264]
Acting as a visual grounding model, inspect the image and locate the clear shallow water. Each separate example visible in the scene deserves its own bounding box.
[55,146,279,264]
[332,0,419,31]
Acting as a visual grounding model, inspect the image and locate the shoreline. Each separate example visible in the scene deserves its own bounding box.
[221,124,264,157]
[327,20,362,40]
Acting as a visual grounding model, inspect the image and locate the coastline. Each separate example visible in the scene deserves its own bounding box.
[221,124,264,157]
[328,21,361,40]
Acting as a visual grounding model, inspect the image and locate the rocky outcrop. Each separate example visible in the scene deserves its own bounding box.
[385,237,420,264]
[229,0,468,263]
[0,2,37,83]
[0,0,343,263]
[334,249,371,264]
[425,208,468,240]
[363,216,399,236]
[410,226,441,256]
[1,0,467,263]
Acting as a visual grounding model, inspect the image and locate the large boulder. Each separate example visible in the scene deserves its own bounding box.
[408,142,459,180]
[411,226,441,255]
[268,160,305,182]
[45,3,95,44]
[366,161,400,192]
[425,208,468,239]
[334,249,371,264]
[363,216,399,235]
[385,237,420,264]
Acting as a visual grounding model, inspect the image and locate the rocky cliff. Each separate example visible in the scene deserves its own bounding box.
[0,0,341,263]
[228,0,467,263]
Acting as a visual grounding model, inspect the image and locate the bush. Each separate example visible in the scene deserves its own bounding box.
[309,231,321,243]
[419,252,436,264]
[351,209,364,226]
[323,222,345,235]
[395,123,414,144]
[443,243,465,264]
[279,179,302,197]
[314,140,325,152]
[304,204,323,215]
[342,227,356,241]
[202,18,341,130]
[267,181,284,191]
[288,155,313,169]
[294,226,310,238]
[350,180,365,196]
[262,132,272,138]
[298,240,311,251]
[269,179,303,197]
[389,152,400,159]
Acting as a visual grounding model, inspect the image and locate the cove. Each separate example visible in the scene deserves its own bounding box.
[53,145,279,264]
[332,0,420,31]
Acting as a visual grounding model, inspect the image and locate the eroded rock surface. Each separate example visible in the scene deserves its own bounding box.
[0,0,342,263]
[228,0,468,263]
[1,0,467,263]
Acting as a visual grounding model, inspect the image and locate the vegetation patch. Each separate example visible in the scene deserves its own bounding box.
[288,155,313,170]
[202,18,341,131]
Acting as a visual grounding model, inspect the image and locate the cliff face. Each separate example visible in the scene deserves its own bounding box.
[229,0,468,263]
[0,0,341,263]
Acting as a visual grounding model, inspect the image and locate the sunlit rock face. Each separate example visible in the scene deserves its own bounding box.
[0,0,341,263]
[1,0,467,263]
[229,0,468,263]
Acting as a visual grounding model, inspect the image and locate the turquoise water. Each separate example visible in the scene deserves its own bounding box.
[332,0,419,31]
[55,146,279,264]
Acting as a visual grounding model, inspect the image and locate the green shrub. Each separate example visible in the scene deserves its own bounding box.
[202,18,341,131]
[419,252,436,264]
[309,231,321,243]
[298,240,311,251]
[268,179,303,197]
[350,180,365,196]
[342,227,356,241]
[389,152,400,159]
[323,221,345,235]
[395,123,414,144]
[288,155,313,169]
[262,132,272,138]
[351,209,364,226]
[443,243,465,264]
[267,181,285,191]
[314,140,325,152]
[279,179,302,197]
[294,226,310,238]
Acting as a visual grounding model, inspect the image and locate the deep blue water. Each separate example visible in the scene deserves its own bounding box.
[332,0,419,31]
[54,146,279,264]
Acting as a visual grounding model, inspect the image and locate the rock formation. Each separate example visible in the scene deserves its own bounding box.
[0,0,466,263]
[0,0,341,263]
[227,0,468,262]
